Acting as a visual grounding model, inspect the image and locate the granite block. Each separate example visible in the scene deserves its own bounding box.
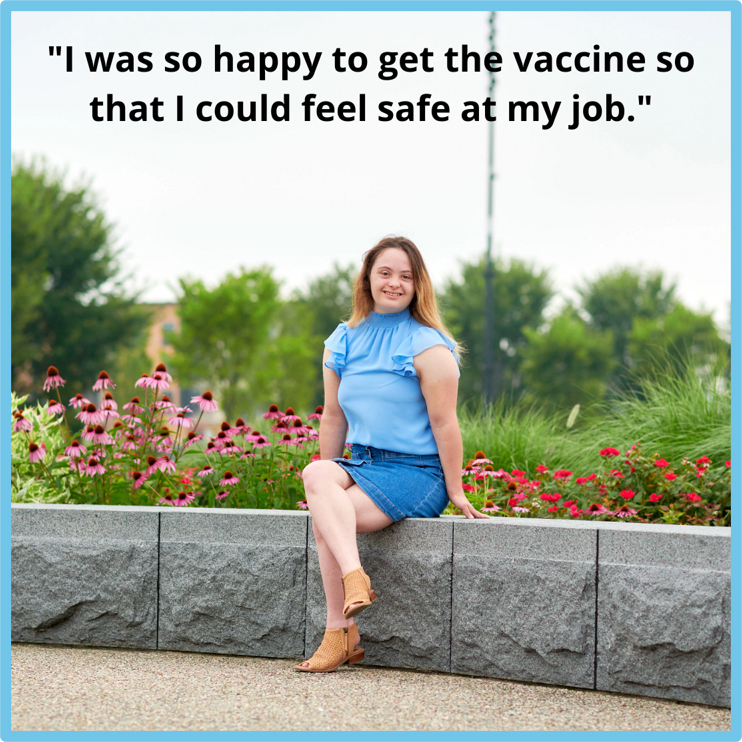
[158,508,307,658]
[597,526,731,707]
[451,518,597,689]
[11,504,159,649]
[306,517,453,672]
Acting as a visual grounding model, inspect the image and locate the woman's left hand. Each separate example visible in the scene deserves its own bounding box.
[448,488,491,519]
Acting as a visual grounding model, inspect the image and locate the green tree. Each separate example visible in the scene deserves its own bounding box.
[167,267,317,422]
[519,308,616,410]
[11,159,146,395]
[439,255,554,404]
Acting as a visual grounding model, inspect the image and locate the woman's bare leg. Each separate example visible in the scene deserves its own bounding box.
[299,461,393,667]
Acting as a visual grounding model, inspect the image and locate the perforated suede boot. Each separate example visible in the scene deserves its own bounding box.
[341,566,378,619]
[293,623,364,672]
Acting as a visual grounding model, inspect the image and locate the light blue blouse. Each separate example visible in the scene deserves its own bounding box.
[324,306,460,455]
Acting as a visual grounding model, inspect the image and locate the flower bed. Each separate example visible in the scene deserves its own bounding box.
[11,366,730,526]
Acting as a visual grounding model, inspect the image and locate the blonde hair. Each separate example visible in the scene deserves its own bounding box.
[347,236,462,356]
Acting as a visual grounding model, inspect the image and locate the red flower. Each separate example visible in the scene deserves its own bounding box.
[609,469,623,478]
[649,493,663,502]
[462,484,476,493]
[507,498,519,507]
[725,461,731,468]
[547,505,559,512]
[685,492,702,502]
[562,500,575,508]
[598,485,608,495]
[619,489,636,500]
[696,456,711,465]
[575,477,589,485]
[511,469,525,477]
[600,447,621,457]
[553,470,573,480]
[536,465,549,473]
[664,473,677,481]
[587,473,597,481]
[653,458,669,467]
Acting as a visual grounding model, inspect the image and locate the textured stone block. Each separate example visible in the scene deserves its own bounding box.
[596,523,731,707]
[306,517,453,672]
[158,508,307,658]
[451,518,597,689]
[11,504,159,649]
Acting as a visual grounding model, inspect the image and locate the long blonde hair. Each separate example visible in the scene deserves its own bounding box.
[347,236,462,356]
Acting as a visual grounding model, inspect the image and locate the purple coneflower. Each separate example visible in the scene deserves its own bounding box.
[512,506,529,513]
[240,452,256,459]
[84,456,106,476]
[213,431,233,448]
[144,455,160,477]
[65,439,88,458]
[472,457,493,466]
[481,501,500,513]
[123,397,144,414]
[218,444,242,456]
[91,424,113,445]
[215,490,230,500]
[271,421,289,434]
[154,362,173,383]
[196,465,214,477]
[173,491,195,507]
[191,390,218,413]
[219,420,242,437]
[158,492,175,506]
[43,366,66,392]
[277,433,296,447]
[253,436,271,449]
[147,373,169,392]
[76,403,103,426]
[46,399,66,415]
[290,419,311,436]
[234,418,251,435]
[102,392,118,411]
[184,432,204,448]
[307,405,323,421]
[281,407,300,423]
[13,416,32,433]
[219,471,239,487]
[263,404,282,420]
[119,434,138,451]
[100,403,119,419]
[297,500,308,509]
[612,505,637,518]
[131,470,147,490]
[135,374,150,388]
[586,503,609,514]
[28,441,47,463]
[168,412,193,429]
[81,424,97,442]
[158,455,176,474]
[68,393,91,409]
[154,395,175,410]
[93,370,115,392]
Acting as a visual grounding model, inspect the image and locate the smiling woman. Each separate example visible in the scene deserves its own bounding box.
[294,235,488,674]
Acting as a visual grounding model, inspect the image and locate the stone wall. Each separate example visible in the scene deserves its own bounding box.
[11,504,731,708]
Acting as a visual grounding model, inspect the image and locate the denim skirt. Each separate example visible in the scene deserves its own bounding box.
[330,444,450,522]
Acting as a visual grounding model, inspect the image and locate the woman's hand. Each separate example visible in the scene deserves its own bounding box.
[447,487,491,519]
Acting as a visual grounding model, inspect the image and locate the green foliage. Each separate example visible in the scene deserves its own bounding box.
[519,308,616,410]
[11,158,147,396]
[439,255,554,404]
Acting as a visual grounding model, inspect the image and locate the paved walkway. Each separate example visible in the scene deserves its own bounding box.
[11,643,731,733]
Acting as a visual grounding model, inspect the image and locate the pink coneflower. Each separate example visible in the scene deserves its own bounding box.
[297,500,309,509]
[158,455,176,474]
[263,404,282,420]
[306,425,319,440]
[100,403,119,419]
[144,455,160,477]
[600,447,621,457]
[553,470,573,480]
[215,490,230,500]
[13,415,32,433]
[135,374,150,388]
[93,370,115,391]
[290,419,311,436]
[586,503,609,514]
[233,418,251,435]
[65,439,88,457]
[512,506,529,513]
[76,403,103,426]
[218,421,241,437]
[154,362,173,383]
[120,434,139,451]
[84,456,106,476]
[282,407,300,423]
[43,366,66,392]
[253,436,271,449]
[123,397,144,414]
[307,405,324,421]
[481,500,499,512]
[220,471,239,487]
[158,492,175,506]
[28,441,47,463]
[146,372,169,392]
[213,431,233,448]
[271,420,289,434]
[69,457,86,473]
[619,489,636,500]
[131,470,148,490]
[191,390,218,412]
[91,424,114,445]
[196,465,214,478]
[612,504,637,518]
[461,465,478,476]
[81,424,96,442]
[218,444,243,456]
[154,395,176,411]
[68,393,91,409]
[184,432,204,448]
[240,452,256,460]
[101,392,118,411]
[168,412,193,429]
[174,491,195,507]
[46,399,66,415]
[535,465,549,473]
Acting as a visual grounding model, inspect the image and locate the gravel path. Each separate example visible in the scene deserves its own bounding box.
[11,643,731,733]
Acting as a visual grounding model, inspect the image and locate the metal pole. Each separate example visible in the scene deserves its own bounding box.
[483,11,496,403]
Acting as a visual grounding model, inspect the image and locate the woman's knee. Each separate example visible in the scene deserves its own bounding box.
[302,460,340,493]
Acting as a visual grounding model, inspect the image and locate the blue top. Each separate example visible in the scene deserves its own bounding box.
[324,306,459,455]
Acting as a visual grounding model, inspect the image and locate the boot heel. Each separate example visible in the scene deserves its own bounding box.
[369,590,377,602]
[349,648,365,664]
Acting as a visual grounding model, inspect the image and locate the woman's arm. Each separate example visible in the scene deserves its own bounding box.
[319,347,349,460]
[415,345,490,519]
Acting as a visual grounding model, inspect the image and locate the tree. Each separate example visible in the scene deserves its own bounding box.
[167,267,318,422]
[11,159,146,395]
[519,308,616,410]
[439,255,554,404]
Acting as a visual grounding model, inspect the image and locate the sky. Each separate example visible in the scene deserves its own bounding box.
[11,8,732,329]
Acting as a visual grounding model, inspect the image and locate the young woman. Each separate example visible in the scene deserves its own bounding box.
[294,236,489,673]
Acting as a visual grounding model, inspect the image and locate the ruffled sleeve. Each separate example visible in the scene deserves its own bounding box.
[392,326,460,379]
[324,323,348,378]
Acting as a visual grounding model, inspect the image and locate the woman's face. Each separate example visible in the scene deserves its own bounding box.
[369,248,415,314]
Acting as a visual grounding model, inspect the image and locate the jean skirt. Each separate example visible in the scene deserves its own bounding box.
[330,443,450,522]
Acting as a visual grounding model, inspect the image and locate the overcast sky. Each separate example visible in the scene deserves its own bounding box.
[12,9,732,329]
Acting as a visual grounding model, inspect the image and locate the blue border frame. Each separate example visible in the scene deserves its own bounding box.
[1,2,739,740]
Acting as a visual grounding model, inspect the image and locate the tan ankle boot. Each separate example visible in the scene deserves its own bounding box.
[341,567,378,619]
[293,623,364,672]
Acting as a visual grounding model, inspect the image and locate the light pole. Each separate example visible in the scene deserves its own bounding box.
[483,11,497,404]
